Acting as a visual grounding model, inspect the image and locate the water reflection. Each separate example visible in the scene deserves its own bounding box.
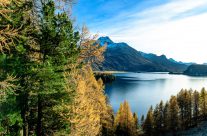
[105,72,207,117]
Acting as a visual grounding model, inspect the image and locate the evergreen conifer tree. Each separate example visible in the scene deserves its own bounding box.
[168,96,180,134]
[114,101,137,136]
[0,0,39,135]
[163,101,169,132]
[200,87,207,119]
[192,90,200,125]
[1,0,80,135]
[153,101,164,134]
[143,106,154,136]
[141,115,145,128]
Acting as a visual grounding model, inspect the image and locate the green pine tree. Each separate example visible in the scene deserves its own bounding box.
[0,0,38,135]
[34,1,79,135]
[192,90,200,125]
[153,101,164,135]
[143,106,154,136]
[140,115,145,128]
[163,101,169,132]
[1,0,80,135]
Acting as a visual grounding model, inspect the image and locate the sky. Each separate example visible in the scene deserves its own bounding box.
[73,0,207,64]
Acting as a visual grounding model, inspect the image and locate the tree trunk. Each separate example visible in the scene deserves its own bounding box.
[20,90,29,136]
[37,94,43,136]
[23,115,29,136]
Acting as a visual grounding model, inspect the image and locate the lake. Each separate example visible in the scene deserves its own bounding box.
[105,72,207,117]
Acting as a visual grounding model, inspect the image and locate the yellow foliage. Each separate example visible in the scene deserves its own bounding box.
[60,26,110,136]
[114,101,138,135]
[0,0,38,53]
[68,66,110,136]
[0,25,19,52]
[0,75,17,101]
[0,0,10,6]
[114,101,134,127]
[78,26,106,65]
[0,0,15,52]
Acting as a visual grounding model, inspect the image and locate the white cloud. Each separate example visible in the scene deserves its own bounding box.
[95,0,207,63]
[130,13,207,64]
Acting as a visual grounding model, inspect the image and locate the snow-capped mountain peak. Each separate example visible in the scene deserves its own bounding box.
[98,36,114,46]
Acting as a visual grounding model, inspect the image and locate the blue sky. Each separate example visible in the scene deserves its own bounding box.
[73,0,168,30]
[73,0,207,63]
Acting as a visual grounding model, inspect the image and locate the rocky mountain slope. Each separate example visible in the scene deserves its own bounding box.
[95,36,188,72]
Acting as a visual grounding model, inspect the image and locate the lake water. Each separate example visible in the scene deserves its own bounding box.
[105,72,207,117]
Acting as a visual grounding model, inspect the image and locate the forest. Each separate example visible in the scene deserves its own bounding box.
[1,0,207,136]
[0,0,110,135]
[142,88,207,136]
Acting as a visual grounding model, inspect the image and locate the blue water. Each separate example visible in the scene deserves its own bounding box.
[105,72,207,117]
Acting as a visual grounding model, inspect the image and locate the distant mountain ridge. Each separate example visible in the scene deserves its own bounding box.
[139,52,189,72]
[168,58,195,66]
[94,36,189,72]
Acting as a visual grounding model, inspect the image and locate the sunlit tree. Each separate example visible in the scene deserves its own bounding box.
[69,66,111,136]
[114,101,137,136]
[168,96,180,134]
[200,87,207,119]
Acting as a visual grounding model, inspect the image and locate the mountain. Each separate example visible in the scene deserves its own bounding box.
[183,64,207,76]
[169,58,195,66]
[139,52,188,72]
[95,36,188,72]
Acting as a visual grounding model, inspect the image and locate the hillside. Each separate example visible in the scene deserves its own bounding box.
[140,52,188,72]
[184,64,207,76]
[95,36,188,72]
